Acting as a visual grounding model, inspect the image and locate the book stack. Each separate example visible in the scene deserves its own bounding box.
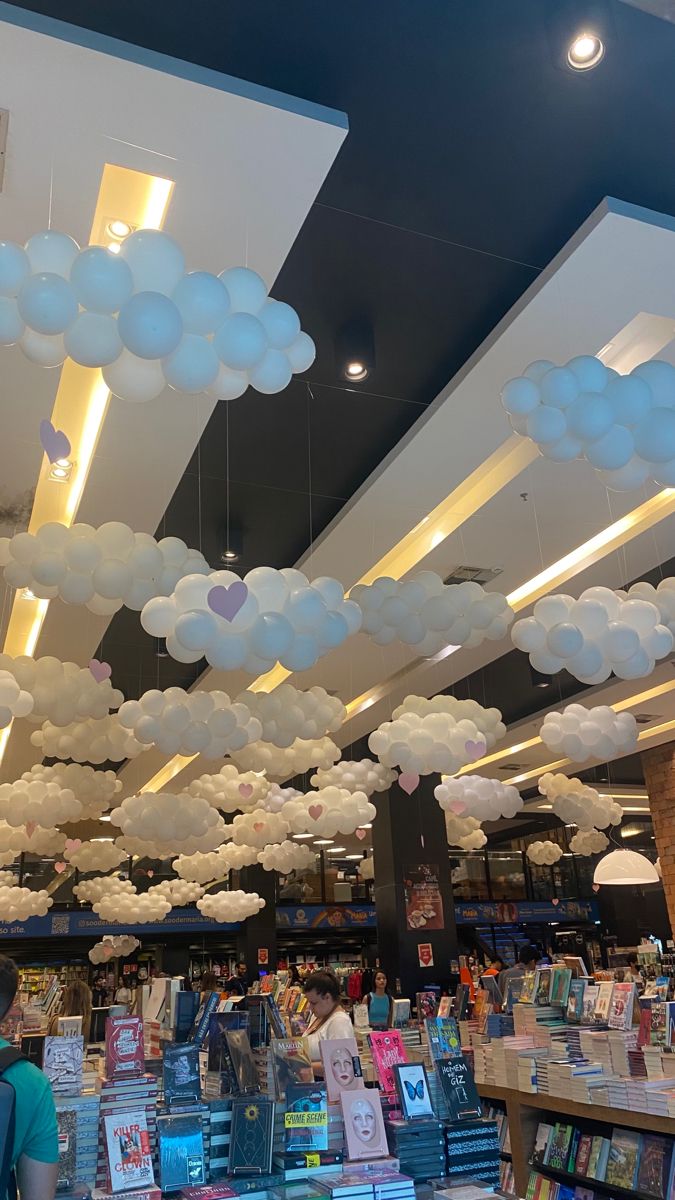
[578,1029,613,1074]
[384,1117,445,1182]
[308,1172,378,1200]
[95,1073,160,1192]
[205,1097,232,1179]
[627,1046,647,1078]
[567,1072,615,1106]
[513,1005,564,1036]
[485,1012,513,1039]
[143,1020,161,1060]
[55,1093,101,1190]
[546,1060,605,1100]
[442,1118,500,1188]
[607,1028,638,1076]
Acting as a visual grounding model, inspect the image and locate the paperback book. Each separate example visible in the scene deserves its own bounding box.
[157,1112,206,1191]
[43,1035,84,1094]
[225,1029,259,1093]
[605,1128,640,1190]
[519,972,537,1005]
[163,1042,201,1106]
[424,1017,461,1061]
[103,1108,154,1194]
[608,982,636,1031]
[271,1038,314,1098]
[437,1054,482,1121]
[56,1107,77,1189]
[392,1063,434,1120]
[581,985,600,1024]
[284,1083,329,1153]
[106,1015,145,1079]
[532,1123,554,1168]
[415,992,438,1021]
[566,979,586,1024]
[547,1125,574,1171]
[368,1031,407,1096]
[207,1013,247,1093]
[549,968,572,1009]
[535,968,552,1007]
[229,1095,275,1176]
[190,992,221,1048]
[319,1038,364,1102]
[593,982,614,1022]
[637,1134,672,1197]
[454,984,470,1020]
[340,1089,389,1161]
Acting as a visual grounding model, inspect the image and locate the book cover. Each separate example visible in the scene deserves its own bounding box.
[368,1031,407,1096]
[190,992,221,1048]
[0,1003,22,1046]
[226,1030,259,1093]
[637,1134,672,1198]
[519,972,537,1005]
[651,1004,669,1046]
[106,1016,145,1079]
[573,1190,594,1200]
[608,982,636,1031]
[229,1095,275,1175]
[568,1129,581,1173]
[341,1089,389,1161]
[437,1054,481,1121]
[566,979,586,1024]
[175,991,200,1043]
[157,1112,205,1191]
[104,1108,154,1193]
[549,968,572,1008]
[424,1017,461,1062]
[535,969,552,1007]
[587,1136,608,1180]
[392,1063,434,1121]
[532,1123,554,1168]
[319,1038,364,1103]
[284,1083,329,1153]
[415,992,438,1021]
[182,1190,238,1200]
[581,986,599,1024]
[605,1129,640,1190]
[43,1035,83,1093]
[454,984,470,1019]
[438,997,451,1018]
[163,1042,201,1106]
[207,1013,248,1093]
[638,999,653,1047]
[593,982,614,1022]
[57,1016,83,1038]
[56,1107,77,1189]
[505,975,526,1013]
[547,1125,574,1170]
[575,1135,593,1176]
[271,1038,314,1098]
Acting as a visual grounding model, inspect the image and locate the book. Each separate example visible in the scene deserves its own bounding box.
[593,982,614,1022]
[519,972,537,1005]
[319,1038,364,1102]
[549,968,572,1008]
[638,999,653,1047]
[581,986,599,1024]
[190,992,221,1047]
[424,1017,461,1061]
[368,1031,407,1096]
[341,1090,389,1161]
[182,1190,238,1200]
[175,990,200,1042]
[56,1107,77,1189]
[92,1190,161,1200]
[566,979,586,1024]
[226,1030,259,1093]
[163,1042,201,1106]
[437,1054,481,1121]
[567,1129,581,1173]
[454,984,470,1020]
[103,1108,154,1193]
[587,1136,610,1181]
[392,1063,434,1120]
[438,997,451,1018]
[547,1125,574,1171]
[158,1111,205,1191]
[57,1016,83,1038]
[208,1013,247,1093]
[651,1003,669,1046]
[532,1124,554,1168]
[415,992,438,1021]
[284,1083,329,1153]
[271,1038,314,1098]
[574,1135,593,1176]
[0,1003,22,1046]
[229,1095,275,1175]
[535,968,552,1007]
[43,1035,83,1094]
[608,982,636,1031]
[605,1128,640,1190]
[637,1134,672,1197]
[505,975,526,1013]
[105,1016,144,1079]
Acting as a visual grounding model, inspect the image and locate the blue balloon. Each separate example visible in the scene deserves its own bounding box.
[567,355,608,392]
[501,376,540,415]
[634,407,675,464]
[566,392,613,441]
[117,291,183,360]
[539,366,579,409]
[526,406,566,444]
[631,359,675,409]
[584,424,634,470]
[604,375,652,427]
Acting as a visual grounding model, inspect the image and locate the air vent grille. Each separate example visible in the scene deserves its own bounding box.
[635,713,660,724]
[443,565,503,586]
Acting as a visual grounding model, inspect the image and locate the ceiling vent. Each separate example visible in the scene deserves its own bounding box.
[0,111,7,193]
[498,763,525,771]
[443,565,503,587]
[635,713,660,724]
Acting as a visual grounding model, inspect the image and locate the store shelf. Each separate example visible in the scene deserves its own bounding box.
[531,1160,663,1200]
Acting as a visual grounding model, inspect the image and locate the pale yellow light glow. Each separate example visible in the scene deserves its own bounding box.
[140,755,196,795]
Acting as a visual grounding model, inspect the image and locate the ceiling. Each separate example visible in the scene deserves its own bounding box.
[2,1,675,848]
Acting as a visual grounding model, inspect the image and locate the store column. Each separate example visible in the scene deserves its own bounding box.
[643,743,675,935]
[236,865,278,978]
[371,775,459,1000]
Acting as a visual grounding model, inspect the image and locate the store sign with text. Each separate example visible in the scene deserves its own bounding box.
[454,899,599,924]
[276,905,376,930]
[418,942,434,967]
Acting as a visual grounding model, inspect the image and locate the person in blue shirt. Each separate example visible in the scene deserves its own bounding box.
[0,955,58,1199]
[365,970,393,1028]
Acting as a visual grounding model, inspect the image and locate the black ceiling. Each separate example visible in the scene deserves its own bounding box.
[9,0,675,762]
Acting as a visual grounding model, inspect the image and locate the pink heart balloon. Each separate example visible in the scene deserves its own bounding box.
[239,783,254,800]
[253,822,264,833]
[89,658,112,683]
[448,799,467,815]
[551,898,559,906]
[464,740,485,761]
[147,869,154,878]
[308,805,323,821]
[398,772,420,796]
[54,862,66,874]
[65,838,82,852]
[355,829,367,841]
[207,582,248,622]
[40,419,71,465]
[592,883,600,892]
[25,822,36,838]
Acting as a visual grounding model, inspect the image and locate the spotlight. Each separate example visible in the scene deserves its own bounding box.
[218,526,243,565]
[567,31,604,69]
[107,243,122,255]
[155,638,169,659]
[529,664,552,689]
[48,459,73,482]
[107,219,132,240]
[336,319,375,383]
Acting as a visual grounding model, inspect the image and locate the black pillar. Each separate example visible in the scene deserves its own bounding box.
[371,776,458,1000]
[236,866,278,979]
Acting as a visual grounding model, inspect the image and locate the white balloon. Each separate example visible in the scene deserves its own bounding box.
[25,231,79,277]
[103,348,166,402]
[218,266,267,314]
[19,329,66,366]
[162,334,219,392]
[286,331,316,373]
[0,298,24,346]
[206,363,248,402]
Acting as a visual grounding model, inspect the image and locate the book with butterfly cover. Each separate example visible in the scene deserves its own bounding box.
[368,1030,407,1096]
[437,1054,481,1121]
[392,1062,434,1120]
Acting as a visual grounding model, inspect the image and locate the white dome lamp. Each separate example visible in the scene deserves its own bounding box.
[593,848,660,886]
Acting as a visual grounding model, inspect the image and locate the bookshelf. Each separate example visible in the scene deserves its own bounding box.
[477,1082,675,1197]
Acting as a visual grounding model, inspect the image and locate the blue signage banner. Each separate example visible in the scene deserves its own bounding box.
[454,899,599,924]
[276,905,376,930]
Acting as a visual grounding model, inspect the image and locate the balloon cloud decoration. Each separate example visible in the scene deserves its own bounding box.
[89,935,140,963]
[540,703,638,762]
[569,828,610,856]
[230,810,291,848]
[283,788,376,838]
[109,791,228,856]
[148,878,204,905]
[0,778,82,828]
[310,759,396,796]
[74,877,134,904]
[238,684,345,747]
[369,694,504,776]
[118,687,261,758]
[0,885,53,921]
[511,586,672,684]
[445,813,487,850]
[0,671,33,727]
[187,765,270,813]
[22,763,121,820]
[173,849,231,884]
[31,715,147,764]
[257,840,316,873]
[526,840,564,865]
[64,840,127,873]
[232,736,341,781]
[501,355,675,490]
[434,775,523,821]
[538,773,622,830]
[0,229,315,399]
[93,890,171,923]
[0,653,123,726]
[197,890,265,923]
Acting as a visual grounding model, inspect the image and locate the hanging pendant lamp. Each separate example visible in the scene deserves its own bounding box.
[593,848,659,886]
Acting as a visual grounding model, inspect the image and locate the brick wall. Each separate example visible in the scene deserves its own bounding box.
[642,743,675,934]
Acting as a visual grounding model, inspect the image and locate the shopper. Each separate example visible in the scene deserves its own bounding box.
[483,957,505,977]
[303,969,354,1072]
[288,964,302,986]
[365,969,393,1028]
[0,955,59,1199]
[225,963,250,997]
[498,945,538,999]
[198,971,219,1002]
[48,980,92,1041]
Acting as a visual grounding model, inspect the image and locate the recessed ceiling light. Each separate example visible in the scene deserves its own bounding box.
[99,815,112,822]
[314,839,333,846]
[293,833,314,840]
[345,854,364,860]
[327,846,347,854]
[21,588,35,601]
[221,549,238,561]
[567,32,604,70]
[358,824,372,830]
[107,219,132,240]
[107,242,122,255]
[49,464,71,481]
[345,360,368,382]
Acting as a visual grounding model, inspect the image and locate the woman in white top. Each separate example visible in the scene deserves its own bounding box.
[303,970,354,1073]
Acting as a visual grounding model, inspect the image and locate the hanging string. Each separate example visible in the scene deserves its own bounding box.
[197,435,203,556]
[226,401,230,566]
[47,156,54,230]
[644,480,666,584]
[306,382,315,575]
[527,465,546,575]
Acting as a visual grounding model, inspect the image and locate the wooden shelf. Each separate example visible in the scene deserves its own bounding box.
[532,1160,662,1200]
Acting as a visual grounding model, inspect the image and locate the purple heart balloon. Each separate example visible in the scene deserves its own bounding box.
[40,419,71,465]
[465,739,485,761]
[208,581,248,622]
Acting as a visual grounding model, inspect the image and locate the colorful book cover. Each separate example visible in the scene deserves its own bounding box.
[566,979,586,1024]
[605,1128,640,1190]
[163,1042,201,1105]
[415,991,438,1021]
[319,1038,364,1103]
[581,986,599,1024]
[207,1013,248,1092]
[549,968,572,1008]
[225,1030,259,1093]
[367,1031,407,1096]
[594,982,614,1022]
[56,1107,77,1189]
[190,992,221,1048]
[519,972,537,1005]
[608,982,636,1031]
[340,1089,389,1161]
[547,1125,574,1171]
[637,1134,672,1198]
[574,1135,593,1176]
[104,1108,154,1193]
[284,1083,328,1153]
[229,1095,275,1175]
[638,999,653,1047]
[270,1038,313,1098]
[505,975,526,1013]
[43,1035,84,1093]
[392,1062,434,1120]
[535,968,552,1007]
[568,1129,581,1172]
[157,1112,205,1191]
[437,1054,481,1121]
[105,1015,144,1079]
[588,1137,610,1181]
[532,1123,554,1168]
[651,1003,668,1046]
[437,997,451,1018]
[424,1016,461,1061]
